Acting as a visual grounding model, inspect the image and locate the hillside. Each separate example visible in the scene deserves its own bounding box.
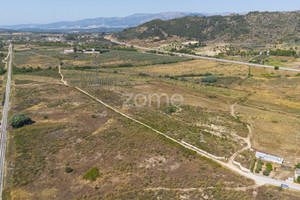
[113,11,300,44]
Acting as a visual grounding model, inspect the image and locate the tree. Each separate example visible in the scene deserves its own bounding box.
[266,163,273,171]
[274,66,279,70]
[65,167,74,173]
[263,169,270,176]
[9,113,33,128]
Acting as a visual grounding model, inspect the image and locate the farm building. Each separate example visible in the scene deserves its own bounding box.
[84,49,100,54]
[63,49,74,54]
[295,168,300,180]
[255,151,283,164]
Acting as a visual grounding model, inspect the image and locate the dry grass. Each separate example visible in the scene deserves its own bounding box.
[3,44,300,199]
[3,74,260,200]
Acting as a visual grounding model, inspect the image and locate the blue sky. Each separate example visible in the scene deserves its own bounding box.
[0,0,299,25]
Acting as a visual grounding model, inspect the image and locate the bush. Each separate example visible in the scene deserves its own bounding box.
[83,167,100,181]
[250,158,256,172]
[258,160,264,165]
[9,113,34,128]
[201,75,218,83]
[263,169,270,176]
[297,176,300,183]
[274,66,279,70]
[162,105,177,114]
[255,161,263,173]
[65,167,74,173]
[266,163,273,171]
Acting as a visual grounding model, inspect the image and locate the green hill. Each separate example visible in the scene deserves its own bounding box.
[114,11,300,44]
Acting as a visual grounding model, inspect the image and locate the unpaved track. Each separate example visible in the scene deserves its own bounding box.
[58,66,300,191]
[229,103,252,163]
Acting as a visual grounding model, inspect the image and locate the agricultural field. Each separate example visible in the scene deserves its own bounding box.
[3,45,300,199]
[3,69,280,200]
[14,44,300,164]
[61,50,191,68]
[13,47,62,69]
[4,44,300,199]
[61,55,300,165]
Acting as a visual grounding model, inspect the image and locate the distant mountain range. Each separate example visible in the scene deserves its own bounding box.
[0,12,210,32]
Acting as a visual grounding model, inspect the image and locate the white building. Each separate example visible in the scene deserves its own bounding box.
[84,48,100,54]
[63,49,74,54]
[295,168,300,181]
[255,151,283,164]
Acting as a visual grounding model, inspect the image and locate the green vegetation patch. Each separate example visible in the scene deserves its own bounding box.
[9,113,34,128]
[13,66,61,79]
[83,167,101,181]
[201,75,218,83]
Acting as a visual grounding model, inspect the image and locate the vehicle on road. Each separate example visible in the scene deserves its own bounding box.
[281,184,289,189]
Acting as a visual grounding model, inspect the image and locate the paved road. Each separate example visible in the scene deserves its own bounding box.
[0,44,12,199]
[59,66,300,192]
[106,37,300,73]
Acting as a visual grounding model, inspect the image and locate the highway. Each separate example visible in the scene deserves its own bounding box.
[0,44,12,199]
[106,37,300,73]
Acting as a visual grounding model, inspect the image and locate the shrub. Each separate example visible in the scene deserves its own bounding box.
[250,158,256,172]
[263,169,270,176]
[162,105,177,114]
[297,176,300,183]
[9,113,33,128]
[201,75,218,83]
[266,163,273,171]
[258,160,264,165]
[180,77,187,82]
[138,72,149,77]
[65,167,74,173]
[255,161,263,173]
[274,66,279,70]
[83,167,100,181]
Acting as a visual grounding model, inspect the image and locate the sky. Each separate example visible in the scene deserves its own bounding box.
[0,0,299,25]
